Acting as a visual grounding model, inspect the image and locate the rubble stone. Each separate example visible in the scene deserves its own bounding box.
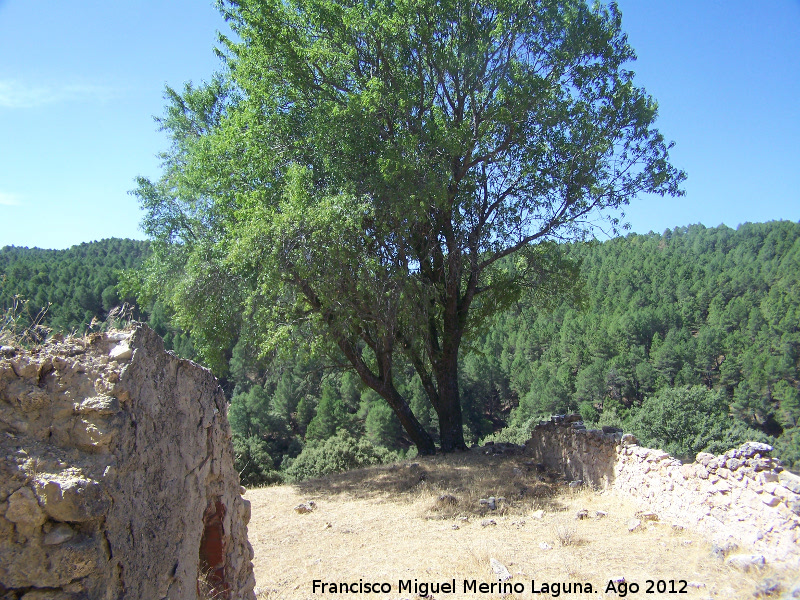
[524,419,800,568]
[0,325,255,599]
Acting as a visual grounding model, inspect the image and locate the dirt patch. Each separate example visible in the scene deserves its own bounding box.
[247,452,798,599]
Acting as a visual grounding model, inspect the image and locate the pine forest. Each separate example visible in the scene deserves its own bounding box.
[2,221,799,480]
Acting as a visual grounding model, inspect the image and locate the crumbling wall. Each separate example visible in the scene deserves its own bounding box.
[0,325,255,600]
[525,416,800,567]
[523,414,623,486]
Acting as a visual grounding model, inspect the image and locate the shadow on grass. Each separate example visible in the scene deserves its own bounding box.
[291,448,570,518]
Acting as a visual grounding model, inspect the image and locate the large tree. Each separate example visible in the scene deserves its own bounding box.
[134,0,684,453]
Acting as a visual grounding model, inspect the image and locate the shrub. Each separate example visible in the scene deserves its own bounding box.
[232,434,284,487]
[625,386,771,461]
[364,399,403,449]
[774,428,800,469]
[284,432,397,481]
[578,401,600,426]
[479,417,537,446]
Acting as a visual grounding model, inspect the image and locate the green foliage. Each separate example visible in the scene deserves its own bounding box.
[3,225,798,478]
[479,417,537,446]
[0,239,196,359]
[775,429,800,469]
[228,383,302,485]
[295,395,319,436]
[232,435,285,487]
[510,363,573,423]
[284,432,398,482]
[362,391,404,449]
[144,300,196,359]
[578,401,600,425]
[626,386,762,460]
[497,222,800,466]
[229,385,275,439]
[134,0,683,453]
[4,223,799,473]
[305,380,355,441]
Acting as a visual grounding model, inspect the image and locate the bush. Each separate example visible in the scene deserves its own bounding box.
[233,435,284,487]
[625,386,770,461]
[578,401,600,425]
[479,417,537,446]
[363,397,404,449]
[284,432,398,481]
[774,428,800,470]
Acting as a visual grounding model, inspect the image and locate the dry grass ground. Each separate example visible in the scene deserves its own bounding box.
[246,450,795,599]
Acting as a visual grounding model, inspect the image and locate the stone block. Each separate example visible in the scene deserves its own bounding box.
[36,478,110,523]
[43,523,75,546]
[0,325,255,599]
[5,486,46,538]
[740,442,773,457]
[75,396,120,416]
[108,342,132,362]
[779,470,800,494]
[726,458,742,471]
[696,452,714,466]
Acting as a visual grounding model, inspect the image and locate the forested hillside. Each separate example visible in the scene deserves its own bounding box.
[0,239,150,332]
[224,221,800,482]
[2,222,798,478]
[0,239,194,356]
[485,221,800,465]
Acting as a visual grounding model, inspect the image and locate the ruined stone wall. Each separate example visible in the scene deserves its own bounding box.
[0,325,255,600]
[525,416,800,567]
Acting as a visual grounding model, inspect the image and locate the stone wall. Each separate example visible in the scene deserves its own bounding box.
[525,416,800,567]
[0,325,256,600]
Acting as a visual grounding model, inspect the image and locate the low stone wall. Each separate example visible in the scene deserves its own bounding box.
[0,325,255,600]
[525,416,800,567]
[523,414,623,487]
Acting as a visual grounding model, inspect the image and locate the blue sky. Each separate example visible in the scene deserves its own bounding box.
[1,0,798,249]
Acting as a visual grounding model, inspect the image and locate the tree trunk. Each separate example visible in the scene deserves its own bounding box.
[433,355,468,452]
[334,335,437,455]
[378,383,438,455]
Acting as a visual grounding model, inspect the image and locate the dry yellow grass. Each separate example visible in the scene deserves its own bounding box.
[246,451,795,599]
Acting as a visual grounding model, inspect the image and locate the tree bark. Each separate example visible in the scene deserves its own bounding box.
[379,382,438,455]
[333,334,437,455]
[432,352,468,452]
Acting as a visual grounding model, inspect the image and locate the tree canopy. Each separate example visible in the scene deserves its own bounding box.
[498,222,800,465]
[133,0,684,453]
